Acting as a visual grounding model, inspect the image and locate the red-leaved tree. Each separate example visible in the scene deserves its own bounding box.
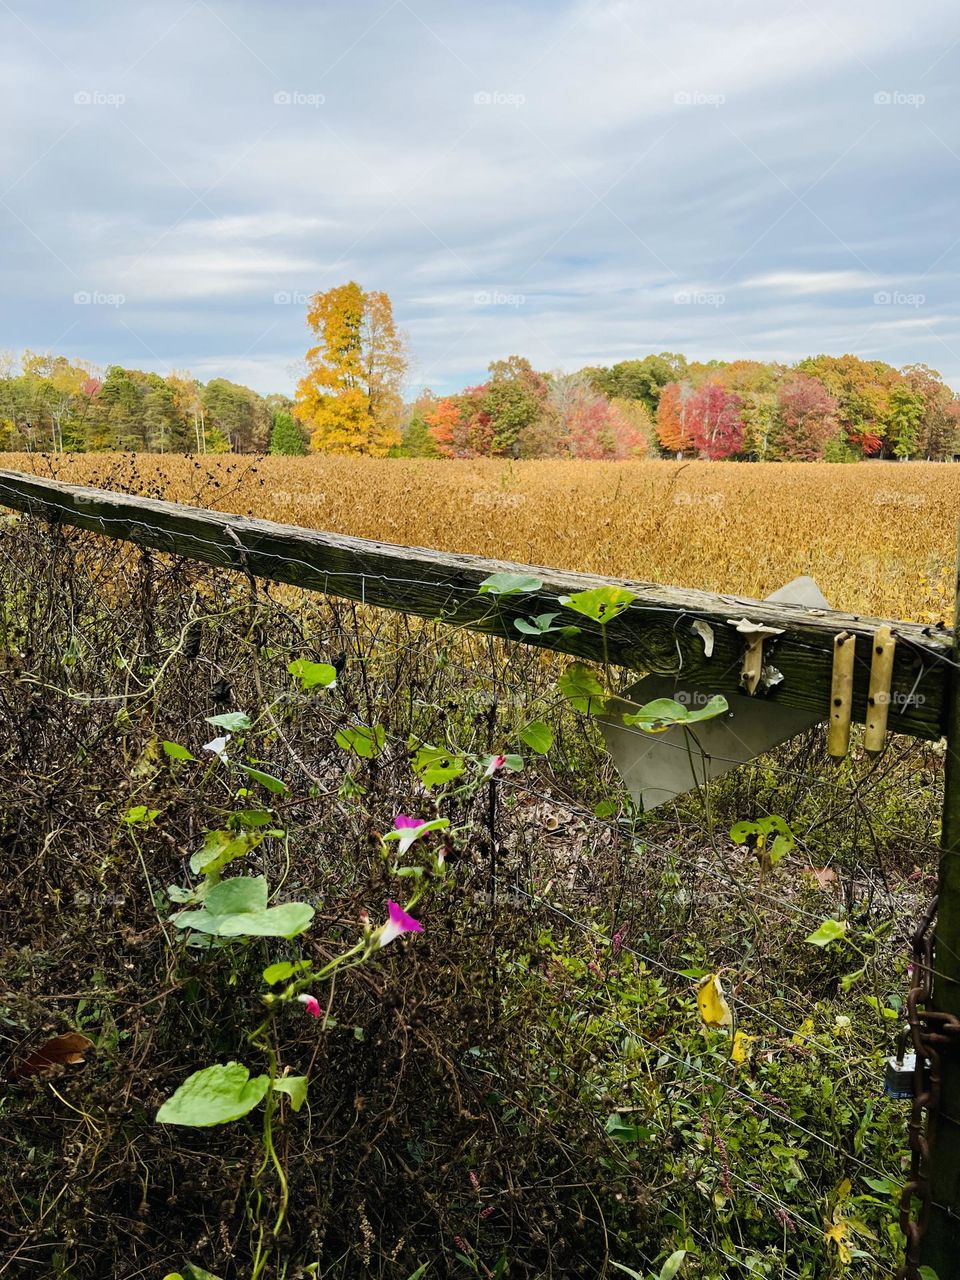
[686,383,744,459]
[774,374,838,460]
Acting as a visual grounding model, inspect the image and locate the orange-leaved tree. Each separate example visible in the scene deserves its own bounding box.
[295,283,407,455]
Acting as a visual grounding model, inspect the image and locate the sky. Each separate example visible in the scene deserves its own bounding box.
[2,0,960,397]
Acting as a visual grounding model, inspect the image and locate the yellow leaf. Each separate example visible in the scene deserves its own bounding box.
[696,974,733,1028]
[731,1030,755,1063]
[792,1017,815,1045]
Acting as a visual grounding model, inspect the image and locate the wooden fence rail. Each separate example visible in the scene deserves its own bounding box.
[0,467,951,740]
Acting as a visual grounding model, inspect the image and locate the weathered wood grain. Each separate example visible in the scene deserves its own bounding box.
[0,468,951,738]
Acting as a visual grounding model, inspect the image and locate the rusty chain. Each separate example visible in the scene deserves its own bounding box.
[897,896,960,1279]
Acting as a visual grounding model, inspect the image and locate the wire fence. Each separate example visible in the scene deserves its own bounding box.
[0,499,943,1280]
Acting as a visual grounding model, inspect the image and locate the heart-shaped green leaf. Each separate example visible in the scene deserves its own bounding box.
[156,1062,270,1127]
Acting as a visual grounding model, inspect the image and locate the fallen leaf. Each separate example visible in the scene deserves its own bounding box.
[803,865,838,889]
[15,1032,95,1078]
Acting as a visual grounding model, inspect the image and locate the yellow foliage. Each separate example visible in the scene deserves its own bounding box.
[731,1029,755,1062]
[294,282,404,456]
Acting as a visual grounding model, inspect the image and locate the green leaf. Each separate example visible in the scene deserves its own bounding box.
[623,695,728,732]
[729,814,794,865]
[558,586,636,624]
[262,959,311,985]
[840,967,866,991]
[514,611,581,638]
[659,1252,688,1280]
[155,1062,270,1126]
[205,712,251,732]
[172,876,314,939]
[478,572,543,596]
[557,662,607,715]
[163,741,197,762]
[184,1267,225,1280]
[609,1263,646,1280]
[409,741,466,788]
[594,797,618,818]
[123,805,160,825]
[287,658,337,690]
[190,828,276,876]
[405,1267,430,1280]
[272,1074,308,1111]
[805,918,847,947]
[335,724,385,759]
[519,720,553,754]
[917,1266,940,1280]
[227,809,274,829]
[239,765,289,795]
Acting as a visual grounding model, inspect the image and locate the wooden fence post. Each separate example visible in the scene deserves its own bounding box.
[922,526,960,1277]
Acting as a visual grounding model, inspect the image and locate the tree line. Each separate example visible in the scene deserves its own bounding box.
[0,351,306,456]
[4,282,959,461]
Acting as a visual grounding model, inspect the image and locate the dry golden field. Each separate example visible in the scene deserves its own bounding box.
[1,452,957,622]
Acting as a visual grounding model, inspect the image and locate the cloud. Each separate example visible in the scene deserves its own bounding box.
[1,0,960,393]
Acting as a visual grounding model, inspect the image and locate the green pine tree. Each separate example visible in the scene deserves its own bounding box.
[269,411,308,456]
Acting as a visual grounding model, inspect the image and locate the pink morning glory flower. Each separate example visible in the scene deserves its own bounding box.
[297,993,321,1017]
[378,900,423,948]
[485,753,508,778]
[393,814,427,855]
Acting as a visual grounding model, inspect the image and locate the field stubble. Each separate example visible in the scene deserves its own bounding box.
[2,452,957,622]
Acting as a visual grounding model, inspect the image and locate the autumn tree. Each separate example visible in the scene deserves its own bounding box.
[686,383,744,459]
[295,282,407,455]
[773,374,838,460]
[655,382,691,454]
[519,373,645,459]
